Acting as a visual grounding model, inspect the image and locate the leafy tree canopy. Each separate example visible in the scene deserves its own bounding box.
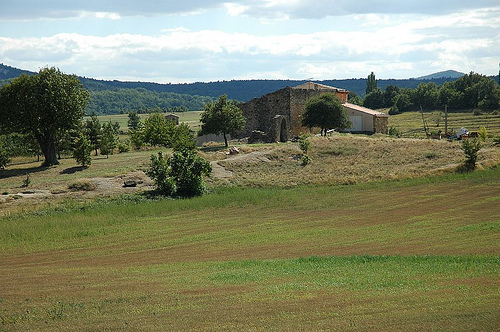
[302,93,351,136]
[0,67,89,166]
[200,95,246,147]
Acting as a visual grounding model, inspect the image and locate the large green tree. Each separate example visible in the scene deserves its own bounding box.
[302,93,351,136]
[0,67,89,166]
[200,95,246,147]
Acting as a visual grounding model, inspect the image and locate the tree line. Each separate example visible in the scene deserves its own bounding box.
[362,72,500,113]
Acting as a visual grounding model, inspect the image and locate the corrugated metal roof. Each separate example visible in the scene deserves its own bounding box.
[343,102,389,117]
[293,82,348,93]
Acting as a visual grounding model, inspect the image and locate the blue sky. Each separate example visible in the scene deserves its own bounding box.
[1,0,499,83]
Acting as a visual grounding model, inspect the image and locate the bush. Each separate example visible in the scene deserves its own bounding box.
[68,180,96,191]
[389,127,402,138]
[146,150,212,198]
[0,144,10,169]
[129,129,144,150]
[298,134,311,154]
[461,138,482,171]
[478,126,488,142]
[388,107,401,115]
[118,139,130,153]
[301,154,311,166]
[72,133,92,167]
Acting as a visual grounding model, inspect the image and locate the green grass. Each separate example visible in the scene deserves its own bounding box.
[1,111,500,330]
[1,256,497,330]
[387,110,500,138]
[89,111,203,132]
[1,168,499,330]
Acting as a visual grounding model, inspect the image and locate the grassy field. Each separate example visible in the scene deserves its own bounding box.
[94,110,500,139]
[3,134,500,216]
[1,113,500,330]
[1,168,499,330]
[387,110,500,138]
[88,111,203,132]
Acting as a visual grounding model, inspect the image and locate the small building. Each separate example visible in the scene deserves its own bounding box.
[343,103,389,134]
[237,82,387,142]
[165,113,180,125]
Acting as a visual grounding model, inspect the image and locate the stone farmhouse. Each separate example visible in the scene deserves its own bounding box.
[237,82,388,142]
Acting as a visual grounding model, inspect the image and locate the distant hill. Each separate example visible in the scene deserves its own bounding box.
[0,63,32,80]
[1,64,491,115]
[416,70,465,80]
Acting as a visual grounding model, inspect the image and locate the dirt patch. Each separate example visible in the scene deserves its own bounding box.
[0,170,154,216]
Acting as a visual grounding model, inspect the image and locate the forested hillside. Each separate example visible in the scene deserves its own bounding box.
[86,88,214,115]
[2,63,498,115]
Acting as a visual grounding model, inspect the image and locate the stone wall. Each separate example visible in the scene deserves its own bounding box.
[374,116,389,134]
[238,87,291,138]
[238,83,351,140]
[289,88,347,136]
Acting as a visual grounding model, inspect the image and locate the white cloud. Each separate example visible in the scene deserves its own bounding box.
[2,0,499,20]
[0,2,498,81]
[80,11,121,20]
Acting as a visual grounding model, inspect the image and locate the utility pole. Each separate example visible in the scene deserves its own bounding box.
[444,104,448,136]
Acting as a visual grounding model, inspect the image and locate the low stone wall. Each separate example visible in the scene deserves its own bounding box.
[374,116,389,134]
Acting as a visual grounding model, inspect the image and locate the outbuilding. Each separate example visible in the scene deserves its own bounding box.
[343,103,389,134]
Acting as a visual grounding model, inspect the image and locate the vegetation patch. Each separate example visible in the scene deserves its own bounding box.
[68,179,96,192]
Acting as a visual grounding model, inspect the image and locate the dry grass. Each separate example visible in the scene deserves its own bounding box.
[0,169,499,330]
[212,134,500,187]
[2,134,500,215]
[387,110,500,138]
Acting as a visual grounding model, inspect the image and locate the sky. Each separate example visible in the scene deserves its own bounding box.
[0,0,499,83]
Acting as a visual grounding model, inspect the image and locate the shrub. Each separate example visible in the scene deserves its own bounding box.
[301,154,311,166]
[129,129,144,150]
[424,151,439,159]
[68,180,96,191]
[72,133,92,167]
[118,139,130,153]
[146,150,212,198]
[478,126,488,142]
[298,134,311,154]
[461,138,482,171]
[0,144,10,169]
[389,127,402,138]
[493,135,500,146]
[21,173,31,188]
[388,107,401,115]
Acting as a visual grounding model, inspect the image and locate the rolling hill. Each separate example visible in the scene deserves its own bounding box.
[416,70,465,80]
[1,63,494,114]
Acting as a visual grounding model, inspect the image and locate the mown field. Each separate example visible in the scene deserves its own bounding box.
[1,111,500,330]
[387,110,500,138]
[1,167,499,330]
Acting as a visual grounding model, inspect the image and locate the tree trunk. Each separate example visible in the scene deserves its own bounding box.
[39,138,59,166]
[223,132,228,147]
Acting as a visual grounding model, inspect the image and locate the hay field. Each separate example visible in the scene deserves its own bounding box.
[1,168,499,330]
